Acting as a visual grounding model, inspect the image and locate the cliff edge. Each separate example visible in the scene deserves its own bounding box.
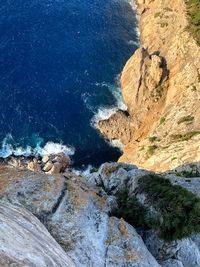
[98,0,200,172]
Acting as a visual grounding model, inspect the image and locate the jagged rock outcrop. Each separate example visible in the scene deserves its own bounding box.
[98,110,133,145]
[41,152,70,174]
[0,201,76,267]
[0,152,70,174]
[0,165,160,267]
[89,162,200,266]
[98,0,200,172]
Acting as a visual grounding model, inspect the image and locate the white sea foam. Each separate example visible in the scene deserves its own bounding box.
[127,40,140,47]
[127,0,141,42]
[91,77,127,129]
[72,164,94,177]
[109,139,124,150]
[91,106,119,128]
[35,142,75,156]
[0,135,75,158]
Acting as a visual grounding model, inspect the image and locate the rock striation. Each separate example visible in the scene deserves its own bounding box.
[98,0,200,172]
[0,165,160,267]
[0,200,76,267]
[0,160,200,266]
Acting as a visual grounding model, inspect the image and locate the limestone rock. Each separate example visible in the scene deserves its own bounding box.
[90,162,200,267]
[144,230,200,267]
[98,110,133,145]
[0,152,71,174]
[42,155,50,163]
[98,0,200,172]
[89,162,151,194]
[0,200,76,267]
[47,161,62,174]
[27,161,41,172]
[43,160,53,172]
[0,166,160,267]
[42,152,70,174]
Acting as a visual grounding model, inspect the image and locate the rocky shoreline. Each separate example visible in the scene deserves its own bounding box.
[0,152,70,174]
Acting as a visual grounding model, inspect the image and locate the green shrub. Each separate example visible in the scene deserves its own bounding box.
[163,7,173,12]
[171,131,200,141]
[139,145,145,151]
[138,174,200,242]
[148,145,158,155]
[149,136,157,143]
[156,85,164,96]
[177,115,194,124]
[111,189,158,230]
[160,117,166,124]
[191,85,197,91]
[159,22,168,28]
[154,12,162,18]
[185,0,200,45]
[198,70,200,83]
[102,186,111,194]
[112,175,200,242]
[176,170,200,177]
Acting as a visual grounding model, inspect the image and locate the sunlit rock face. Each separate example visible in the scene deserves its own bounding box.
[99,0,200,173]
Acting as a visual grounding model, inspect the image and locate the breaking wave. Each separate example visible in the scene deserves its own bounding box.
[0,134,75,158]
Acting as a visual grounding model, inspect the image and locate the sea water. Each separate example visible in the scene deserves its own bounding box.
[0,0,139,167]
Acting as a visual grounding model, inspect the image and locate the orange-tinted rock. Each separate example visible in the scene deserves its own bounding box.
[99,0,200,172]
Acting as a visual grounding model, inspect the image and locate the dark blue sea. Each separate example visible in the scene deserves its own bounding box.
[0,0,139,167]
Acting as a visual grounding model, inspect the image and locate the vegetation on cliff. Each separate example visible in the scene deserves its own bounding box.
[185,0,200,45]
[113,175,200,242]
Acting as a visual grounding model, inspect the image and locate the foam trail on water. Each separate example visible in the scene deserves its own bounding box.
[72,164,94,177]
[123,0,141,46]
[109,139,124,150]
[0,135,75,158]
[91,106,119,128]
[127,40,140,47]
[35,142,75,156]
[91,75,127,128]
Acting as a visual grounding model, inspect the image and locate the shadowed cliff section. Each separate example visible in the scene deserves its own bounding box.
[98,0,200,172]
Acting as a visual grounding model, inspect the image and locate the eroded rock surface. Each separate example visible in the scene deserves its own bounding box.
[0,165,160,267]
[98,110,133,145]
[89,162,200,266]
[0,200,76,267]
[0,152,70,174]
[98,0,200,172]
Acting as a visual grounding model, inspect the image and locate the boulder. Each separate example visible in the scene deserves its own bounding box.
[43,161,53,172]
[42,152,70,174]
[27,161,41,172]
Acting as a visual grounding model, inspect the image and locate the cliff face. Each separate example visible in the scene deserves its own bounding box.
[98,0,200,172]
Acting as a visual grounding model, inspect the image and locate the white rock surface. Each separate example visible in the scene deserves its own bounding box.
[0,201,76,267]
[89,162,200,267]
[0,167,160,267]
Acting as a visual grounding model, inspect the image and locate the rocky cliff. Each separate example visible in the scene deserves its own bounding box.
[98,0,200,172]
[0,162,200,266]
